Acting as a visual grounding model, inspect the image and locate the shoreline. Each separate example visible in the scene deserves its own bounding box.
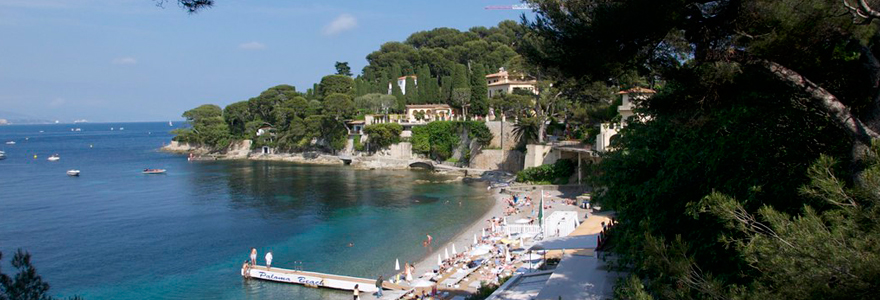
[408,187,507,279]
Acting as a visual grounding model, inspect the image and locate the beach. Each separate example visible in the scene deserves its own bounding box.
[406,184,598,288]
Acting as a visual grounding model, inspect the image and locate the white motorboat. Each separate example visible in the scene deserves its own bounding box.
[47,154,60,161]
[67,170,80,176]
[0,151,6,160]
[142,168,166,174]
[5,141,14,145]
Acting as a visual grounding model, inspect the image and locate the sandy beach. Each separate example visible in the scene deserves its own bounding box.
[406,184,596,284]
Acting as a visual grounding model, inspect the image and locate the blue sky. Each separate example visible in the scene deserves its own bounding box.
[0,0,529,122]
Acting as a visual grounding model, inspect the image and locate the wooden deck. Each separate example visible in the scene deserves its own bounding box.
[242,265,408,293]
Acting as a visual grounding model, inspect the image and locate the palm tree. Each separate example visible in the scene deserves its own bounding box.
[512,117,540,144]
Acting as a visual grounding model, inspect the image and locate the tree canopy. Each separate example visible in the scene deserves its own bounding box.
[519,0,880,298]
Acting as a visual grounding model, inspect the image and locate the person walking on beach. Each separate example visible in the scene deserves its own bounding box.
[426,234,433,245]
[353,284,360,300]
[265,251,273,270]
[375,275,384,297]
[250,248,257,266]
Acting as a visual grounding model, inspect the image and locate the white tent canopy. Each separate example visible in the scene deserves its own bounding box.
[527,234,599,251]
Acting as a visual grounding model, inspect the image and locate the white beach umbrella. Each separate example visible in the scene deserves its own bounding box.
[520,237,525,248]
[491,223,496,232]
[438,254,443,266]
[395,258,400,271]
[452,243,457,255]
[505,247,511,263]
[482,228,486,237]
[444,247,449,260]
[503,217,508,225]
[473,234,478,245]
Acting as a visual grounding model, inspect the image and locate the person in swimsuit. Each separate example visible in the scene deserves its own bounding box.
[250,248,257,266]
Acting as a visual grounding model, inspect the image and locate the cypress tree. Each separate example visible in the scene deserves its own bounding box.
[391,79,405,112]
[452,64,470,89]
[416,65,432,104]
[469,64,489,117]
[404,76,417,104]
[440,75,453,104]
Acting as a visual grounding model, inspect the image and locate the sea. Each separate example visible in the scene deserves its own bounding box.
[0,122,494,299]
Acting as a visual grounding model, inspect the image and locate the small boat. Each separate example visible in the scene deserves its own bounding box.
[119,127,124,130]
[5,141,14,145]
[142,168,166,174]
[0,151,6,160]
[169,121,173,126]
[47,154,60,161]
[67,170,80,176]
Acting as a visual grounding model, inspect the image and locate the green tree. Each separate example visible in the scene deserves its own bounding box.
[322,93,355,120]
[404,76,418,104]
[451,88,471,118]
[363,123,403,151]
[223,101,250,138]
[452,64,469,89]
[318,75,354,99]
[512,117,539,145]
[0,249,82,300]
[354,93,396,114]
[391,79,405,112]
[416,65,433,104]
[274,96,309,129]
[469,64,489,117]
[335,61,352,76]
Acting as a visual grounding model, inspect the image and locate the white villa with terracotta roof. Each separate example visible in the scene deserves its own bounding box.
[485,67,537,98]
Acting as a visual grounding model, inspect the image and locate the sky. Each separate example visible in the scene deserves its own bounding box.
[0,0,531,122]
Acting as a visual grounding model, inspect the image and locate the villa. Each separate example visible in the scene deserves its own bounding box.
[595,87,656,153]
[486,67,537,98]
[388,75,418,95]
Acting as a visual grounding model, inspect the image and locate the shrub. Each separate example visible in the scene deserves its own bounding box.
[516,159,575,184]
[363,123,403,151]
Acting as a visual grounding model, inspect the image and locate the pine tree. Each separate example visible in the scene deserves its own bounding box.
[469,64,489,117]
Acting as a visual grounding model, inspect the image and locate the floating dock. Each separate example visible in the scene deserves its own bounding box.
[242,265,408,293]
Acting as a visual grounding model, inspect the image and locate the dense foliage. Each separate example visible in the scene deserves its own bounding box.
[515,159,575,184]
[348,21,523,115]
[362,123,403,151]
[0,250,81,300]
[411,121,492,161]
[174,81,355,153]
[520,0,880,298]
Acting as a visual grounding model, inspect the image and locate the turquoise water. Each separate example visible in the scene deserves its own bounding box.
[0,122,493,299]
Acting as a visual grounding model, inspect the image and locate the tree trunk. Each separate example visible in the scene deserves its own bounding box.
[747,58,880,179]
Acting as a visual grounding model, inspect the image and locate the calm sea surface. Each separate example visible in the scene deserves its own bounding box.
[0,122,493,299]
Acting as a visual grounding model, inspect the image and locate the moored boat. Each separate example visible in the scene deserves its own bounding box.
[142,168,166,174]
[67,170,80,176]
[47,154,60,161]
[5,141,14,145]
[0,151,6,160]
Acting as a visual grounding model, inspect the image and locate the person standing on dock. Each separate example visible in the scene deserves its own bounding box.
[250,248,257,266]
[265,251,273,270]
[375,275,383,297]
